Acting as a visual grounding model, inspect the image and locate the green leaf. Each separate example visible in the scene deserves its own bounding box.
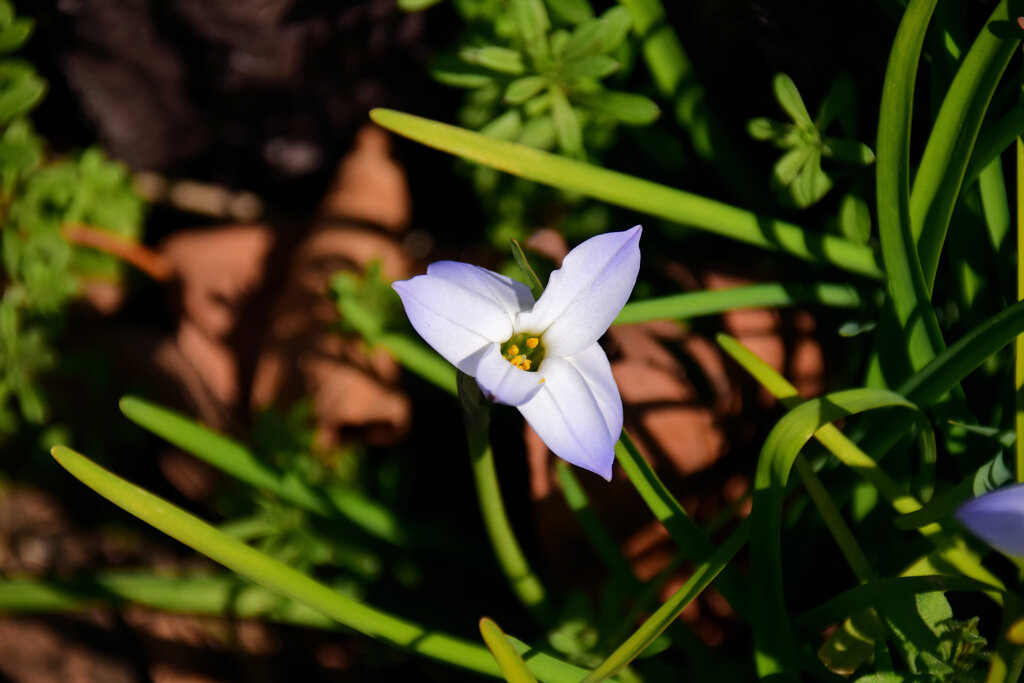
[749,389,920,679]
[510,0,551,65]
[430,54,494,88]
[559,54,618,80]
[840,193,873,245]
[559,7,632,61]
[581,521,748,682]
[510,239,545,298]
[615,281,866,325]
[118,395,409,545]
[370,108,884,278]
[0,61,44,122]
[816,72,857,133]
[773,73,812,127]
[479,618,539,682]
[875,0,943,376]
[573,91,659,125]
[747,117,789,142]
[549,85,583,157]
[822,137,876,165]
[772,146,811,186]
[397,0,444,8]
[0,16,32,53]
[792,150,832,208]
[49,446,596,683]
[545,0,593,24]
[481,110,523,141]
[592,6,632,54]
[505,75,548,104]
[910,0,1020,292]
[614,431,749,617]
[459,46,526,75]
[518,115,557,149]
[797,575,1001,632]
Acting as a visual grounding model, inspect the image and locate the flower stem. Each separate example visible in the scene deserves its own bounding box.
[459,372,552,624]
[62,222,174,282]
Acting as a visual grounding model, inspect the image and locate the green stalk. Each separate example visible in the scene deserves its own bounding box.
[875,0,944,372]
[911,0,1020,290]
[555,462,636,586]
[614,430,748,616]
[964,104,1024,189]
[479,618,539,683]
[459,372,552,624]
[581,520,750,682]
[792,456,874,582]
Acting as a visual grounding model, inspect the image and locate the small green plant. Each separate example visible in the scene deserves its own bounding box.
[0,0,143,438]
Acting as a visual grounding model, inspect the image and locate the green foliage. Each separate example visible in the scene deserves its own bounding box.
[748,73,875,208]
[0,0,144,439]
[435,0,653,159]
[428,0,660,247]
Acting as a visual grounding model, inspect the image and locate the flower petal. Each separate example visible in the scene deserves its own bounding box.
[563,342,623,439]
[427,261,535,324]
[393,272,514,373]
[474,342,546,406]
[517,348,621,480]
[956,483,1024,557]
[517,226,641,357]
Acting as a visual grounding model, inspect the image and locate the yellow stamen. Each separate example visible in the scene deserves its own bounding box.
[505,344,519,358]
[525,337,539,349]
[511,355,526,367]
[521,359,532,371]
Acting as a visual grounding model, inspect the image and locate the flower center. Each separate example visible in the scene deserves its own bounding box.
[500,333,546,372]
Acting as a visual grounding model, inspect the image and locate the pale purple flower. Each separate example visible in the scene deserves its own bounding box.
[956,483,1024,557]
[392,226,642,480]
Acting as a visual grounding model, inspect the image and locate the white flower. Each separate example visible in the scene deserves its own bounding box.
[392,226,642,480]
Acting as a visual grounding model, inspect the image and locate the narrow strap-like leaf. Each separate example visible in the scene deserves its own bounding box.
[370,108,883,279]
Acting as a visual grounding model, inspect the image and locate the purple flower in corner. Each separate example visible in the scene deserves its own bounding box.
[392,226,642,480]
[956,483,1024,557]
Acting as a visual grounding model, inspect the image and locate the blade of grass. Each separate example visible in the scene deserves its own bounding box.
[718,333,1006,594]
[555,462,636,586]
[49,446,594,682]
[749,388,920,680]
[0,573,337,628]
[965,104,1024,189]
[377,332,458,395]
[580,519,749,683]
[614,430,748,617]
[614,281,867,325]
[796,575,1003,633]
[370,108,884,279]
[911,0,1020,290]
[875,0,944,374]
[119,396,406,545]
[479,618,539,683]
